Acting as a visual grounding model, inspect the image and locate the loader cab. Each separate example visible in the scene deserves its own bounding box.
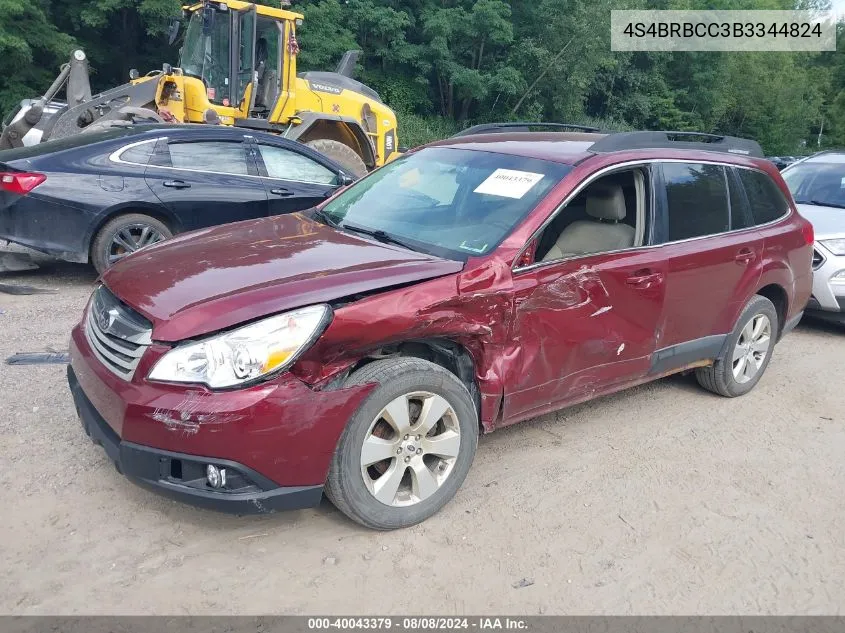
[177,1,292,116]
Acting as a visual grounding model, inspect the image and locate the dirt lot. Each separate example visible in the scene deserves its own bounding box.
[1,247,844,615]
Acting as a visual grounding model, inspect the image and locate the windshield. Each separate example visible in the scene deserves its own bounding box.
[783,159,845,208]
[180,10,231,105]
[320,147,570,261]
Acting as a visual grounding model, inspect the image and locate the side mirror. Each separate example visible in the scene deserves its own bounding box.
[167,18,181,45]
[339,173,355,186]
[129,68,140,80]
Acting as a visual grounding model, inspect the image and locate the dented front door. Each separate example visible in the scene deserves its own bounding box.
[502,248,668,422]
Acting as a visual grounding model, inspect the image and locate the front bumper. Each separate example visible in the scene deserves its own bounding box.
[69,366,323,513]
[68,320,376,514]
[808,245,845,322]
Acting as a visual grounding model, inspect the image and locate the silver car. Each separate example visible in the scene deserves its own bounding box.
[782,152,845,324]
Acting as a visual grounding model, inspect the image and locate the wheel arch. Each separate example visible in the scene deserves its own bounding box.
[340,338,484,432]
[288,114,375,169]
[755,282,789,340]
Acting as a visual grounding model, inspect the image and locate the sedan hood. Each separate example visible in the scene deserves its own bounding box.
[102,213,463,341]
[796,203,845,239]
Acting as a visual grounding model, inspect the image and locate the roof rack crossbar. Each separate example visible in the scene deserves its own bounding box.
[451,122,602,137]
[589,131,763,158]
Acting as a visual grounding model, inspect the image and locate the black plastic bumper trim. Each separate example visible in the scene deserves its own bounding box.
[68,366,324,514]
[782,311,804,337]
[649,334,727,375]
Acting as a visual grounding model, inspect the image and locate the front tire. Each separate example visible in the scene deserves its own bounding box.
[90,213,172,274]
[325,358,478,530]
[695,294,778,397]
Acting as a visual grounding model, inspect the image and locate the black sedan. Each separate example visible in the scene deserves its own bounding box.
[0,125,353,272]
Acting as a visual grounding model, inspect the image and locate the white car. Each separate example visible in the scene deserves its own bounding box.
[782,152,845,324]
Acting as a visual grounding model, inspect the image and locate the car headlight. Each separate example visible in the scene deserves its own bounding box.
[820,238,845,256]
[148,305,331,388]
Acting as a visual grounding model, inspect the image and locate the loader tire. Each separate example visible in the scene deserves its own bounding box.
[304,139,367,178]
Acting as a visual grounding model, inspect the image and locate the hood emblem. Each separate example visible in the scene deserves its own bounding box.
[95,303,118,333]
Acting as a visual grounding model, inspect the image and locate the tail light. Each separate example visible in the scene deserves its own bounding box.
[0,172,46,195]
[801,220,814,245]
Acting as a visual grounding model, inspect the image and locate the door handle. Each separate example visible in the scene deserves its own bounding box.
[162,180,191,189]
[735,249,756,263]
[626,271,663,289]
[270,187,294,197]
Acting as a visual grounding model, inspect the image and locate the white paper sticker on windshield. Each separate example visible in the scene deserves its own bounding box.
[474,169,544,199]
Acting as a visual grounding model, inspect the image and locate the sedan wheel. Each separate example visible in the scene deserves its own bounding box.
[108,223,166,264]
[91,213,173,274]
[325,358,478,530]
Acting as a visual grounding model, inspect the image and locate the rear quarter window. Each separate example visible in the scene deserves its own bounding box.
[113,140,156,166]
[737,168,790,225]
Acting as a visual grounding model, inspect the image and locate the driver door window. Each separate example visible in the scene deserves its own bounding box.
[535,168,646,263]
[257,144,338,184]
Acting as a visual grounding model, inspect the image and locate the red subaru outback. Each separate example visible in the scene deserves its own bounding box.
[68,125,813,529]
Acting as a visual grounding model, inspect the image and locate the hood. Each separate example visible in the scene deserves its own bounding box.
[102,213,463,341]
[796,203,845,239]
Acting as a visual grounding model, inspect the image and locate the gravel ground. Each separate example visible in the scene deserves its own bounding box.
[1,247,844,615]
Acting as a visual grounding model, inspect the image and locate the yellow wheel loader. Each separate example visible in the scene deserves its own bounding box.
[0,0,399,176]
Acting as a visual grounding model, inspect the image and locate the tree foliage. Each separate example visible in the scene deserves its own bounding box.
[0,0,841,152]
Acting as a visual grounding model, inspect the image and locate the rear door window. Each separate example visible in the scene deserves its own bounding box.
[737,168,791,225]
[661,162,729,241]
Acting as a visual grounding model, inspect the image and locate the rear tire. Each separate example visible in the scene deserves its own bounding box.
[695,294,778,397]
[325,357,478,530]
[90,213,172,274]
[304,138,368,178]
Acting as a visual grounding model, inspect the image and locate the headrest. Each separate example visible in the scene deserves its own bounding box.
[586,185,626,221]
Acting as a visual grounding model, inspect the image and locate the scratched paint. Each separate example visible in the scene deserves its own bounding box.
[147,389,247,433]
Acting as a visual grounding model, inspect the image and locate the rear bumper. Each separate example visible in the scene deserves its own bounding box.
[0,195,90,262]
[69,365,324,514]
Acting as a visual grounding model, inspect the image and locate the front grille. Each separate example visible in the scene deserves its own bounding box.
[84,286,152,380]
[812,248,825,270]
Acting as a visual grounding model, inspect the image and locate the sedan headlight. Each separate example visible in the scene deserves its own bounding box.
[148,305,331,388]
[820,238,845,256]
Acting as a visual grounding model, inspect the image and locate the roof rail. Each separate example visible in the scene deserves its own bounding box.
[589,131,763,158]
[451,122,602,137]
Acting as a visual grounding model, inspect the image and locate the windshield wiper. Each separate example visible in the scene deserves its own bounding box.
[310,208,339,227]
[341,223,418,252]
[796,199,845,209]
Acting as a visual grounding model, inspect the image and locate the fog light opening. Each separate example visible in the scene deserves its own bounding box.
[206,464,227,489]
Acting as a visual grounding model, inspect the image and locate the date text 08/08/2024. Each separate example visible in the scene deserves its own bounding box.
[307,617,529,630]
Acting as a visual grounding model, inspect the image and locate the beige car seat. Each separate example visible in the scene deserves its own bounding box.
[542,184,635,261]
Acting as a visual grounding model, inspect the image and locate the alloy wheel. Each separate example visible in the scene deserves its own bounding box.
[360,391,461,507]
[732,314,772,384]
[109,223,165,264]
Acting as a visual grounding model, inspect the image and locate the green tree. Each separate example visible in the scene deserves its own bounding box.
[0,0,75,111]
